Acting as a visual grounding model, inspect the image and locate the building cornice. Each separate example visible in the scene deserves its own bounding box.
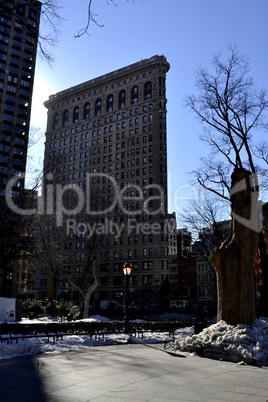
[44,55,169,108]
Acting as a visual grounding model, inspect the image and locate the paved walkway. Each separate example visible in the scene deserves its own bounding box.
[0,343,268,401]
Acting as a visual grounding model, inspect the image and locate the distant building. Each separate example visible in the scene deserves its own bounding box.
[167,212,177,255]
[177,222,230,314]
[167,213,178,299]
[178,228,192,256]
[177,254,197,302]
[193,221,230,314]
[17,250,36,299]
[177,228,197,304]
[195,255,217,313]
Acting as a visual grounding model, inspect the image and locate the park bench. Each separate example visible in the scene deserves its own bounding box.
[132,322,177,341]
[0,320,192,344]
[0,322,66,344]
[0,333,17,344]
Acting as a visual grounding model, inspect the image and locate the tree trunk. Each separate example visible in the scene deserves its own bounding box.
[83,260,100,319]
[48,273,57,316]
[209,167,260,325]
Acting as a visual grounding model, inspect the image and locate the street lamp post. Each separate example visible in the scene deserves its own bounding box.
[123,262,132,327]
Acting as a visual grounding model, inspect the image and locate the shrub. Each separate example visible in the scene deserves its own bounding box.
[22,300,44,316]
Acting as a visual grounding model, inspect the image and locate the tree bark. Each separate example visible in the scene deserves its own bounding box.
[83,260,100,319]
[209,167,260,325]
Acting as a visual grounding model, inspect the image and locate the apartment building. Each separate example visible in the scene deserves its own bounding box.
[0,0,41,196]
[40,55,170,307]
[0,0,41,297]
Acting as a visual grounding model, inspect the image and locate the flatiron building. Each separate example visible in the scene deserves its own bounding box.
[41,55,170,307]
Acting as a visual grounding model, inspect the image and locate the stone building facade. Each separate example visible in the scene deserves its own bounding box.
[38,55,171,308]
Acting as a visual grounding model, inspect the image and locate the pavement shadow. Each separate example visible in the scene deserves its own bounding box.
[0,355,47,401]
[142,343,186,358]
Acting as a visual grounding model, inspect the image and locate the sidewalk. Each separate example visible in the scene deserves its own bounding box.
[0,343,268,401]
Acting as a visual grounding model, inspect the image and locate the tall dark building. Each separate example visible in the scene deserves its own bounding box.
[0,1,41,297]
[0,0,41,196]
[40,55,170,309]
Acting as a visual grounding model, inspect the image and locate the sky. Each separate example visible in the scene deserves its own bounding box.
[28,0,268,224]
[0,315,268,366]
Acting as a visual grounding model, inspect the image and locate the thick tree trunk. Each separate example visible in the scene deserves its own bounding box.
[209,168,260,325]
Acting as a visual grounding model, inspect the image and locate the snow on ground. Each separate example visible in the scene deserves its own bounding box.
[0,315,268,366]
[0,315,188,359]
[167,318,268,366]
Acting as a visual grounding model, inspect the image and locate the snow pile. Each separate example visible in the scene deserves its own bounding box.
[168,318,268,366]
[0,338,42,358]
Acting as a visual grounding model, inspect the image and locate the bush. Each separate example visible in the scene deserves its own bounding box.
[22,299,73,318]
[22,300,44,316]
[57,300,71,315]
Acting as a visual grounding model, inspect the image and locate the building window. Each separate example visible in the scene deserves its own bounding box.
[73,106,79,123]
[143,261,152,270]
[95,98,101,116]
[84,102,90,119]
[118,90,126,108]
[143,275,153,285]
[144,81,152,100]
[131,86,139,104]
[53,113,58,129]
[114,276,123,286]
[100,277,109,286]
[107,94,113,112]
[63,110,68,126]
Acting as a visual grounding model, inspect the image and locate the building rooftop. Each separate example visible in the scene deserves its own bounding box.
[44,55,169,105]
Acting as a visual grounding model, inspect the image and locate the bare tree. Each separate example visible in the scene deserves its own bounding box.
[26,126,46,191]
[33,217,71,315]
[67,256,101,319]
[0,189,38,297]
[181,192,230,248]
[185,45,268,325]
[65,233,109,319]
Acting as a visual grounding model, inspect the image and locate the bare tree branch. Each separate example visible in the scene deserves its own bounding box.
[74,0,147,38]
[185,45,268,197]
[74,0,119,38]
